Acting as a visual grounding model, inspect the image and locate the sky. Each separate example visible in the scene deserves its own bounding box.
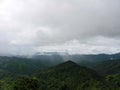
[0,0,120,55]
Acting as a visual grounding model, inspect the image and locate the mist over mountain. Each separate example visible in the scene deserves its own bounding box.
[1,0,120,89]
[32,52,120,62]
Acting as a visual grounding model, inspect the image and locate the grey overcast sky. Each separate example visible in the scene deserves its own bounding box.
[0,0,120,55]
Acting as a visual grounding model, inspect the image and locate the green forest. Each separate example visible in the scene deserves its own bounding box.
[0,56,120,90]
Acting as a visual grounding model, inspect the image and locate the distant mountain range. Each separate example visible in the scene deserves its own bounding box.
[33,52,120,62]
[1,53,120,89]
[0,53,120,76]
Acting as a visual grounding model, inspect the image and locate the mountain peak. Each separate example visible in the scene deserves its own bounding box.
[48,60,87,73]
[38,60,102,83]
[63,60,76,64]
[56,60,79,68]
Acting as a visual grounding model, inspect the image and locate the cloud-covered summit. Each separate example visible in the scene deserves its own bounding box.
[0,0,120,55]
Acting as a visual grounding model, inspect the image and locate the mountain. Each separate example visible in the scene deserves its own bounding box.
[1,53,120,90]
[0,56,63,75]
[33,52,120,64]
[63,53,120,63]
[32,54,64,65]
[1,60,120,90]
[87,60,120,75]
[1,52,120,76]
[0,56,39,75]
[35,61,109,90]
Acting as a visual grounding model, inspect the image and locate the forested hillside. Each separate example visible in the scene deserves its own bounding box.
[81,59,120,75]
[0,55,120,90]
[0,56,63,75]
[0,60,120,90]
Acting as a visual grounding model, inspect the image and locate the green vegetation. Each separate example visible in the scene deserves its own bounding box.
[86,60,120,75]
[0,56,63,76]
[0,56,120,90]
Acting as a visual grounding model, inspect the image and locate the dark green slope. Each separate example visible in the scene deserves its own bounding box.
[0,69,12,79]
[36,61,109,90]
[39,61,101,80]
[88,60,120,75]
[0,57,39,75]
[1,61,119,90]
[0,56,63,75]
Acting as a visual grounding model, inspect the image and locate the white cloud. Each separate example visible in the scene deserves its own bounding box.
[0,0,120,55]
[37,37,120,54]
